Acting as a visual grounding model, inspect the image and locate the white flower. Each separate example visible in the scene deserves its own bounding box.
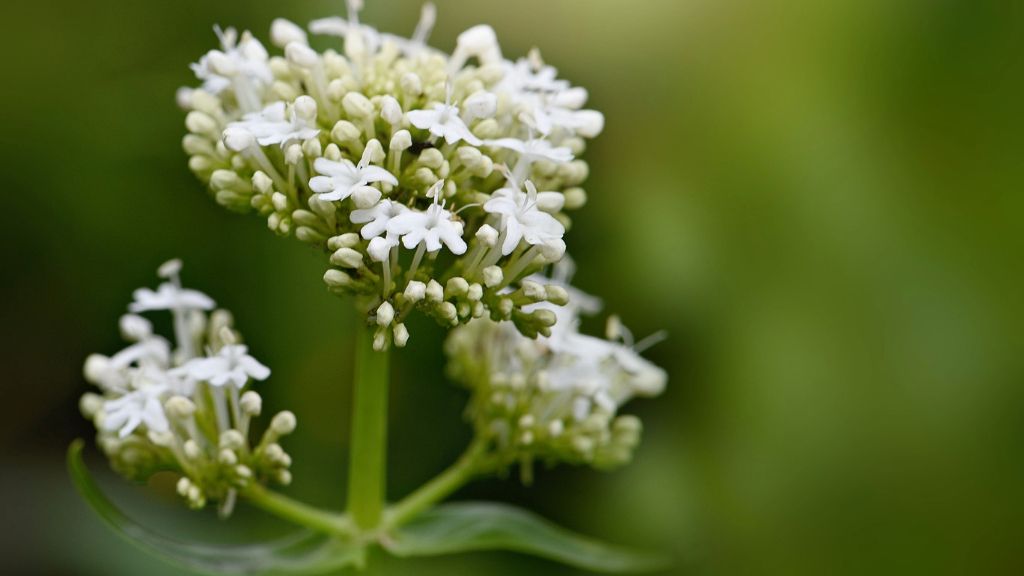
[309,146,398,202]
[484,181,565,255]
[190,27,273,111]
[496,55,570,95]
[407,102,482,146]
[350,199,409,239]
[386,187,467,254]
[178,344,270,388]
[130,283,215,313]
[223,99,320,150]
[485,137,574,164]
[103,384,170,438]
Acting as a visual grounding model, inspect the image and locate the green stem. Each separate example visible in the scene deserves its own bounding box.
[384,439,489,530]
[242,484,353,537]
[347,322,390,530]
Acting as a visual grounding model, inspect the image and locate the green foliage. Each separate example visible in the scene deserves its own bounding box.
[67,440,365,575]
[388,501,669,573]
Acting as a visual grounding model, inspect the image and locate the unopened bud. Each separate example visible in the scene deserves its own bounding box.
[393,323,409,347]
[271,411,297,435]
[404,280,426,302]
[376,301,395,326]
[240,391,263,416]
[482,265,503,287]
[331,247,364,268]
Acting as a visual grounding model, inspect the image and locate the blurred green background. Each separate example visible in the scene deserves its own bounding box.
[2,0,1023,574]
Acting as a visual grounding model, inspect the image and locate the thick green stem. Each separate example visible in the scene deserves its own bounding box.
[347,323,390,530]
[242,484,353,537]
[384,440,489,530]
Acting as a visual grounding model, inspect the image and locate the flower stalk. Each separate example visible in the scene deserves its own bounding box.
[384,438,490,530]
[347,321,390,530]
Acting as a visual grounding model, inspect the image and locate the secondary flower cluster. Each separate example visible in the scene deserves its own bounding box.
[445,263,667,480]
[179,1,603,349]
[79,260,296,515]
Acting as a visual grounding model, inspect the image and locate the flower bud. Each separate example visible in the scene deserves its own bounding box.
[293,95,318,122]
[207,50,238,76]
[342,92,374,118]
[271,18,308,48]
[400,72,422,96]
[376,301,395,326]
[285,42,319,69]
[476,224,498,247]
[223,127,255,151]
[351,186,382,209]
[324,268,353,288]
[165,396,196,419]
[119,314,153,341]
[220,429,245,450]
[482,266,503,287]
[240,390,263,416]
[271,411,297,435]
[393,323,409,347]
[380,96,403,125]
[425,280,444,302]
[404,280,426,302]
[463,91,497,119]
[390,129,412,151]
[446,277,469,298]
[330,247,364,268]
[367,237,394,263]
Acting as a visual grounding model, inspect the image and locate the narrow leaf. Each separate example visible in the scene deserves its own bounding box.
[67,440,365,575]
[387,501,669,573]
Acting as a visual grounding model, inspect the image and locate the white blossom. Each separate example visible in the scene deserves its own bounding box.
[190,27,273,111]
[102,383,170,438]
[130,283,215,313]
[350,199,409,239]
[309,146,398,202]
[386,186,467,254]
[177,344,270,388]
[484,181,565,255]
[223,99,320,150]
[407,102,482,146]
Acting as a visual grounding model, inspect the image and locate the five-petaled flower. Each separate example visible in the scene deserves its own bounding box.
[310,146,398,202]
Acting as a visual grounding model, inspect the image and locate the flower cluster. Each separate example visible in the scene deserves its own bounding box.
[445,261,667,480]
[79,260,296,514]
[179,1,603,349]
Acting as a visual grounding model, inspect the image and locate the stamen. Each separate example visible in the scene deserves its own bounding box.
[412,3,437,45]
[633,330,669,354]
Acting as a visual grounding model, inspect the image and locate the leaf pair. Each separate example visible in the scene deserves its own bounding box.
[69,440,667,574]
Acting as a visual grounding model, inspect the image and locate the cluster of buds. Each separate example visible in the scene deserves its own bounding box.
[445,264,667,481]
[179,1,603,349]
[79,260,295,515]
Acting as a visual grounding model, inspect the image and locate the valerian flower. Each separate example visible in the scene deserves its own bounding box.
[484,180,566,256]
[180,0,607,348]
[310,145,398,202]
[446,266,667,478]
[81,261,295,513]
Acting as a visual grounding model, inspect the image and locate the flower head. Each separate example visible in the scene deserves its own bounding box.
[180,2,604,348]
[82,262,295,512]
[446,269,667,476]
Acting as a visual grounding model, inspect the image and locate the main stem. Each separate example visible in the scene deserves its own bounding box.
[347,322,390,530]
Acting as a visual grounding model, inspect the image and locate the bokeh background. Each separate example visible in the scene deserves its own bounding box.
[2,0,1023,574]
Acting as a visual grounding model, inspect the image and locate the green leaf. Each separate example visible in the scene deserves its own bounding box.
[67,440,365,575]
[386,501,670,573]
